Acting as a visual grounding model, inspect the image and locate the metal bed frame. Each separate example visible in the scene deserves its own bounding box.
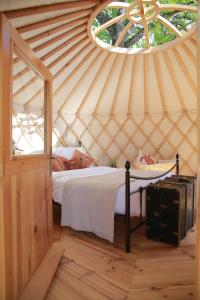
[53,152,179,253]
[123,154,179,253]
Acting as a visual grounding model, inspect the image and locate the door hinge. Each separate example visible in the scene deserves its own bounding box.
[0,159,3,178]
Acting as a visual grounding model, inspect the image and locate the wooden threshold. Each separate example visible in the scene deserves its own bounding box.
[19,242,64,300]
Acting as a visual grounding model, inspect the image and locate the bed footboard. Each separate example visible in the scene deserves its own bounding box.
[125,153,179,253]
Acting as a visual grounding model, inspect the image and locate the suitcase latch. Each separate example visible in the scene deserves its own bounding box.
[160,223,167,227]
[158,204,167,209]
[153,212,160,217]
[173,232,178,236]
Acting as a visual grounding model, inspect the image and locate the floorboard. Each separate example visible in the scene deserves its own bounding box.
[46,207,195,300]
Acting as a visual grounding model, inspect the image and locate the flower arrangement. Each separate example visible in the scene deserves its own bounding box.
[110,159,117,168]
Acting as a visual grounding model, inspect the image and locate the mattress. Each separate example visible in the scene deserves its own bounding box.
[52,166,171,216]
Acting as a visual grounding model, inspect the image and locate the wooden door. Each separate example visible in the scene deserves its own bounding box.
[0,14,53,300]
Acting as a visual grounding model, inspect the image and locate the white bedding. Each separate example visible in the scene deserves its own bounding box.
[52,166,171,242]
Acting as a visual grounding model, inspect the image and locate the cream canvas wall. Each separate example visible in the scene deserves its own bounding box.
[52,112,197,175]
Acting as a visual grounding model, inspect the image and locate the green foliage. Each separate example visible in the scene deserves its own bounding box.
[149,21,176,46]
[96,30,112,45]
[133,37,147,49]
[104,8,119,18]
[92,0,197,48]
[159,0,197,5]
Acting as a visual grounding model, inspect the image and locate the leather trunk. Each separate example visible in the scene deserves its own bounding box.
[146,182,187,246]
[164,175,197,231]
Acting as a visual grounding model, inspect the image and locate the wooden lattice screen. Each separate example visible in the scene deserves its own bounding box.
[52,110,197,175]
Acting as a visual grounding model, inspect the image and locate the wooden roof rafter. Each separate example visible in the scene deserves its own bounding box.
[22,42,93,107]
[110,55,127,115]
[32,24,87,52]
[93,55,119,115]
[58,48,102,113]
[76,52,111,115]
[13,21,88,66]
[13,35,89,97]
[25,17,88,45]
[14,35,88,82]
[5,0,100,19]
[8,1,195,116]
[17,8,93,34]
[53,45,97,108]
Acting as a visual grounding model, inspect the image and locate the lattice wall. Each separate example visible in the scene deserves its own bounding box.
[53,110,197,175]
[13,107,45,154]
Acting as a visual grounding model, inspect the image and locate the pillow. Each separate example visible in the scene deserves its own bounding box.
[135,150,157,166]
[51,156,67,172]
[64,150,94,170]
[64,159,81,170]
[135,162,175,172]
[52,147,86,159]
[52,150,94,171]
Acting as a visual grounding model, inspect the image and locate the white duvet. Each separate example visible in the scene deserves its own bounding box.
[52,166,171,242]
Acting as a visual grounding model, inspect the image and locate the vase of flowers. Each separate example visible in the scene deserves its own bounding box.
[110,159,117,168]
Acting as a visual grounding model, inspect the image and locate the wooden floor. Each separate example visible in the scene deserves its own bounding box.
[46,207,195,300]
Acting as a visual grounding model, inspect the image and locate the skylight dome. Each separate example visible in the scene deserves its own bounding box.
[88,0,197,53]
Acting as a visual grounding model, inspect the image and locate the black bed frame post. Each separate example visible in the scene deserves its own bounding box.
[125,161,131,253]
[176,153,179,175]
[139,187,143,224]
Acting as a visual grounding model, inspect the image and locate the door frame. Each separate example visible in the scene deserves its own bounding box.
[196,27,200,299]
[0,13,53,299]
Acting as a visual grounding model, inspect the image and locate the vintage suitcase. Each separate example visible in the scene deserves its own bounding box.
[146,182,187,246]
[164,175,197,231]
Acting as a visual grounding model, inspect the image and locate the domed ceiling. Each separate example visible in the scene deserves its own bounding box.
[1,0,197,174]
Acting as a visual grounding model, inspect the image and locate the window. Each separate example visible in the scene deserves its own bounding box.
[88,0,197,53]
[12,48,46,155]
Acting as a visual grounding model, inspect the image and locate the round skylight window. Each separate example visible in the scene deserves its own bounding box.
[88,0,197,53]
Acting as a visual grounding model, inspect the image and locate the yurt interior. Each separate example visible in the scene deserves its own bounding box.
[0,0,199,299]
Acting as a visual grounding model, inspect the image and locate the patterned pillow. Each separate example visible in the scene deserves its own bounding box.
[65,150,94,170]
[52,146,86,159]
[135,151,157,165]
[51,156,67,171]
[52,151,94,171]
[64,150,94,170]
[140,153,156,165]
[64,159,81,170]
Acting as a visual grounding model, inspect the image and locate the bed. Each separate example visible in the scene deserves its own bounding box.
[52,147,179,252]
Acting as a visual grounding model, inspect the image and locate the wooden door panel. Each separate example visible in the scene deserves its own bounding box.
[0,14,53,300]
[30,167,52,269]
[10,165,52,296]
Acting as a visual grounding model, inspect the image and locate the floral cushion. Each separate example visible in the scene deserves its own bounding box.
[52,151,94,171]
[65,150,94,170]
[51,156,67,171]
[135,151,157,166]
[140,153,156,165]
